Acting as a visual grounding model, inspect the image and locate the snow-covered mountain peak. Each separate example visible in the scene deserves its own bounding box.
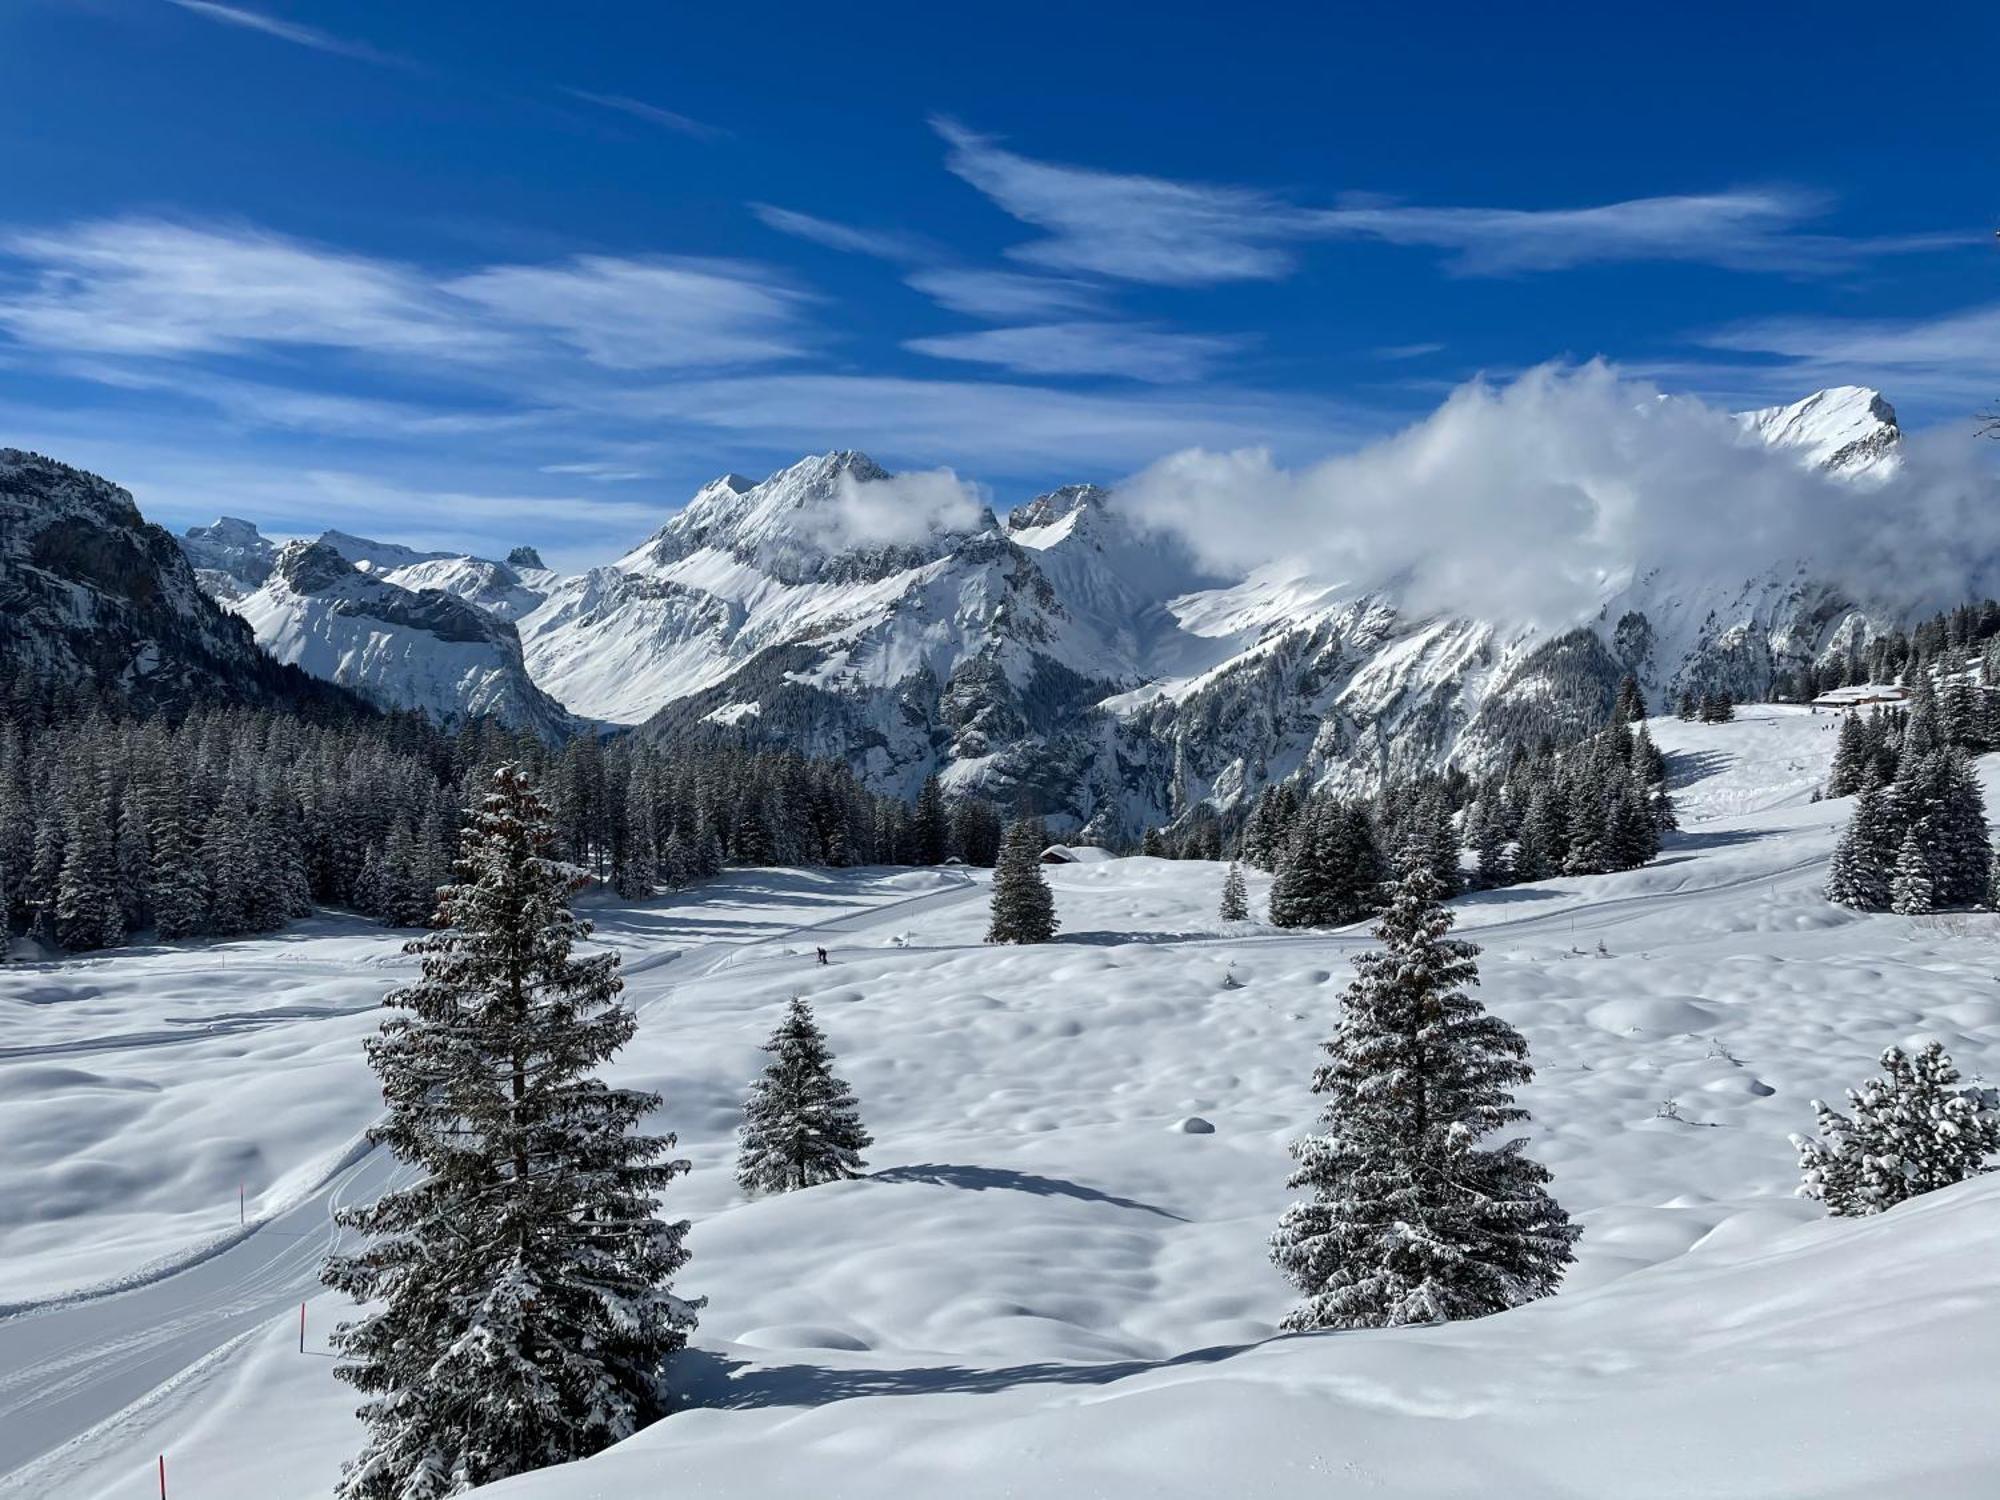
[1008,483,1110,536]
[1737,385,1900,476]
[313,528,456,574]
[180,515,280,600]
[270,537,356,595]
[617,450,992,586]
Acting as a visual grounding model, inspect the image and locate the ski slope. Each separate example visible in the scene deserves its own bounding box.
[5,708,2000,1497]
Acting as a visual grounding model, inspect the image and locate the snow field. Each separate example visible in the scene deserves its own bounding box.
[8,706,2000,1496]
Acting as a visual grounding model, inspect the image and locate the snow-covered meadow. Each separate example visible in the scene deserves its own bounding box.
[5,707,2000,1498]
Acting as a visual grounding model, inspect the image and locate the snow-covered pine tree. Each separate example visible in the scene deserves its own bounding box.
[1889,823,1936,915]
[735,996,872,1194]
[910,775,951,865]
[323,765,700,1500]
[1613,674,1646,726]
[1470,795,1513,888]
[1269,798,1347,928]
[1793,1042,1999,1216]
[1219,860,1251,922]
[1828,713,1870,797]
[1270,860,1578,1329]
[1825,784,1895,911]
[1512,781,1562,882]
[54,779,122,952]
[987,817,1058,943]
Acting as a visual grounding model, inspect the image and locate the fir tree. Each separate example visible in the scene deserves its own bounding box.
[1794,1042,1999,1217]
[1613,674,1646,725]
[910,775,951,865]
[986,817,1058,943]
[54,785,122,951]
[1219,860,1251,922]
[323,766,701,1499]
[735,997,872,1194]
[1890,824,1936,915]
[1825,785,1895,911]
[1828,713,1870,798]
[1270,862,1578,1329]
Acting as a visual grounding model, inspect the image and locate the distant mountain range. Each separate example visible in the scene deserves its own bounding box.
[0,385,1916,837]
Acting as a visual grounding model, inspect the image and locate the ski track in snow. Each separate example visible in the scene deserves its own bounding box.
[6,709,2000,1496]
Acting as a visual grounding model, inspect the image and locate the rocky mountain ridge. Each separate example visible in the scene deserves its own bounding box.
[138,384,1931,836]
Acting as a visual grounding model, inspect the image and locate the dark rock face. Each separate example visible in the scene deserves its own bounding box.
[0,450,359,715]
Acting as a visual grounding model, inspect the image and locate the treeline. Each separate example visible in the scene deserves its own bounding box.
[1224,686,1673,928]
[0,678,1001,955]
[1825,676,1992,914]
[1774,599,2000,704]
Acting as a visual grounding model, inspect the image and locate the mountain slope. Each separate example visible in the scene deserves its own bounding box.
[0,451,360,715]
[234,540,573,737]
[149,384,1914,833]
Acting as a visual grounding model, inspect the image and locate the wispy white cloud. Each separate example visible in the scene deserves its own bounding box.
[563,89,723,141]
[903,267,1102,321]
[934,118,1965,285]
[1694,302,2000,413]
[590,372,1368,472]
[1308,194,1966,276]
[540,460,656,482]
[750,204,930,261]
[445,255,811,369]
[0,218,483,358]
[935,117,1303,286]
[164,0,412,68]
[905,321,1245,383]
[0,217,811,373]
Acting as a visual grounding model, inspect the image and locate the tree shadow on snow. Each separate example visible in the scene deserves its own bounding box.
[869,1162,1189,1221]
[1665,749,1733,790]
[671,1335,1269,1412]
[1453,887,1559,909]
[1662,827,1778,853]
[1054,929,1209,948]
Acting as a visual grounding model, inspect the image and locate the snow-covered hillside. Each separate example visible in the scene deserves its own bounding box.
[233,539,573,737]
[7,709,2000,1498]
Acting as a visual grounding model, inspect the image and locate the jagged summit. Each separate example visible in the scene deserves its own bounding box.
[271,537,356,594]
[1008,483,1109,533]
[1737,386,1900,476]
[181,515,280,599]
[617,449,991,584]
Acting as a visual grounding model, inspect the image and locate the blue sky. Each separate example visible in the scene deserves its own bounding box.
[0,0,1993,567]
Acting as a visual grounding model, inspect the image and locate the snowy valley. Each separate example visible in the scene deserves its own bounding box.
[4,708,1999,1498]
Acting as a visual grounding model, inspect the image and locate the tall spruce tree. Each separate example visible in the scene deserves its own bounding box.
[1794,1042,1999,1216]
[1270,861,1578,1329]
[323,766,700,1500]
[1825,785,1896,911]
[1219,860,1251,922]
[736,997,873,1194]
[987,817,1058,943]
[1889,825,1936,915]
